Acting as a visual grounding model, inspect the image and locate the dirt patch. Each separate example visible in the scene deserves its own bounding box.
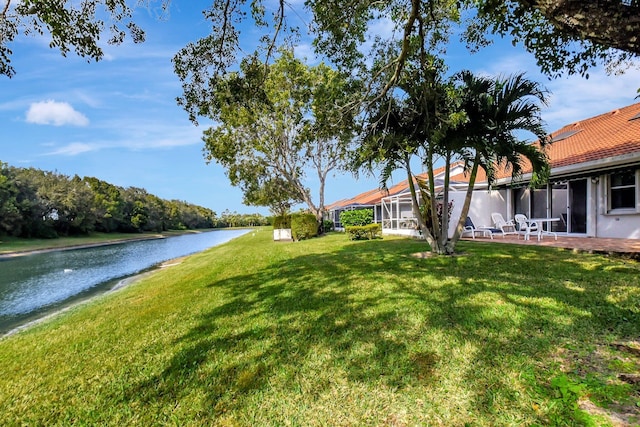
[410,251,466,259]
[611,342,640,358]
[556,342,640,426]
[579,399,639,427]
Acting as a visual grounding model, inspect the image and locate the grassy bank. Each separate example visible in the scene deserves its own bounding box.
[0,231,638,425]
[0,229,216,255]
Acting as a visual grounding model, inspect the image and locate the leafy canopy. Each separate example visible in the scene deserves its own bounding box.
[200,49,356,219]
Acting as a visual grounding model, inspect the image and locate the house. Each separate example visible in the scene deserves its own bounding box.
[327,102,640,239]
[325,179,412,230]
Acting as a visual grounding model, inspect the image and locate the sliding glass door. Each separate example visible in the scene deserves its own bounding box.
[513,179,588,234]
[568,179,587,234]
[550,183,568,232]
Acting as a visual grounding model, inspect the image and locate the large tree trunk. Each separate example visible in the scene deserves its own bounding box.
[439,151,452,250]
[403,157,444,253]
[519,0,640,54]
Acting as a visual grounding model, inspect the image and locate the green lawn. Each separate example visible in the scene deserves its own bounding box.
[0,230,638,426]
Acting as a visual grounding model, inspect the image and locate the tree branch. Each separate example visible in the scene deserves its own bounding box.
[518,0,640,54]
[1,0,10,18]
[378,0,421,99]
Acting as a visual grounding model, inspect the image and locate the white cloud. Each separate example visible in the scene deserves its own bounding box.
[294,43,318,64]
[543,67,640,130]
[45,143,96,156]
[26,100,89,126]
[111,122,205,150]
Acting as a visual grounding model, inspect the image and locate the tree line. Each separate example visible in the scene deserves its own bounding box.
[0,162,268,238]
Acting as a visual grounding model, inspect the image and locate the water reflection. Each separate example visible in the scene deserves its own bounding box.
[0,229,250,333]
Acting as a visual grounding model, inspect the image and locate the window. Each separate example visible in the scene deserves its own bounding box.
[609,170,637,210]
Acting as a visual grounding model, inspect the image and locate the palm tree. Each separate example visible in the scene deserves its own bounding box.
[355,66,549,255]
[445,71,550,253]
[354,63,454,252]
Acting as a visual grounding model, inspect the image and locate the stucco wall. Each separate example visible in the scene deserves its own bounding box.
[447,189,508,237]
[596,214,640,239]
[593,177,640,239]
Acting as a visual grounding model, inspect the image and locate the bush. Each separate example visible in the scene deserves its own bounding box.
[272,214,292,229]
[340,209,374,227]
[322,220,334,233]
[345,223,382,240]
[291,213,318,241]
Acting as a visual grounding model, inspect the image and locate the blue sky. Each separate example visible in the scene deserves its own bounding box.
[1,3,639,215]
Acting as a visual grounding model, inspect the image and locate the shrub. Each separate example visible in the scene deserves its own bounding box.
[272,214,292,229]
[291,213,318,241]
[345,223,382,240]
[420,200,453,234]
[322,220,334,233]
[340,209,374,227]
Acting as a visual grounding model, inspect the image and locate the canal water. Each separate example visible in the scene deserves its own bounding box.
[0,229,250,335]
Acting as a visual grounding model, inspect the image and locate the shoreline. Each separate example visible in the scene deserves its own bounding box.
[0,235,167,259]
[1,257,185,339]
[0,228,226,259]
[0,229,253,339]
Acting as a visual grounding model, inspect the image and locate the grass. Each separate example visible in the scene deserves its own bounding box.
[0,229,214,255]
[0,230,638,426]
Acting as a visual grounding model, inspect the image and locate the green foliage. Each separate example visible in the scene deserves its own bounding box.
[196,49,356,221]
[243,176,299,218]
[0,162,265,238]
[291,213,318,241]
[272,214,292,229]
[339,209,374,227]
[2,0,156,78]
[322,219,334,233]
[548,375,599,425]
[345,223,381,240]
[472,1,638,78]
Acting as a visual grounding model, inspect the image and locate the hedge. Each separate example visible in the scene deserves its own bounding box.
[273,215,292,229]
[345,223,382,240]
[291,213,318,241]
[339,209,374,227]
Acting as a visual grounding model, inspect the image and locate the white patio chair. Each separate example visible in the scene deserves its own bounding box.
[490,213,518,238]
[461,217,494,240]
[514,214,539,240]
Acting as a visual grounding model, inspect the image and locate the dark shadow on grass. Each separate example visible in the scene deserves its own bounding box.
[122,237,640,421]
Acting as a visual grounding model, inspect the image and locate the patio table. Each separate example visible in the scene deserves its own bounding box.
[527,218,560,240]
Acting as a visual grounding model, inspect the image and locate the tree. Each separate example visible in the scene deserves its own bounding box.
[84,177,126,232]
[0,162,22,235]
[356,64,549,254]
[355,57,460,254]
[173,1,639,123]
[199,49,356,224]
[242,175,300,218]
[0,0,169,78]
[121,187,151,232]
[472,0,640,78]
[445,71,550,252]
[5,166,53,237]
[4,2,638,80]
[1,162,219,236]
[513,0,640,55]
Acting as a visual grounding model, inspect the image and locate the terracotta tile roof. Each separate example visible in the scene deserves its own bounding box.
[544,103,640,169]
[325,199,349,211]
[450,167,488,184]
[328,161,473,209]
[327,103,640,206]
[482,102,640,182]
